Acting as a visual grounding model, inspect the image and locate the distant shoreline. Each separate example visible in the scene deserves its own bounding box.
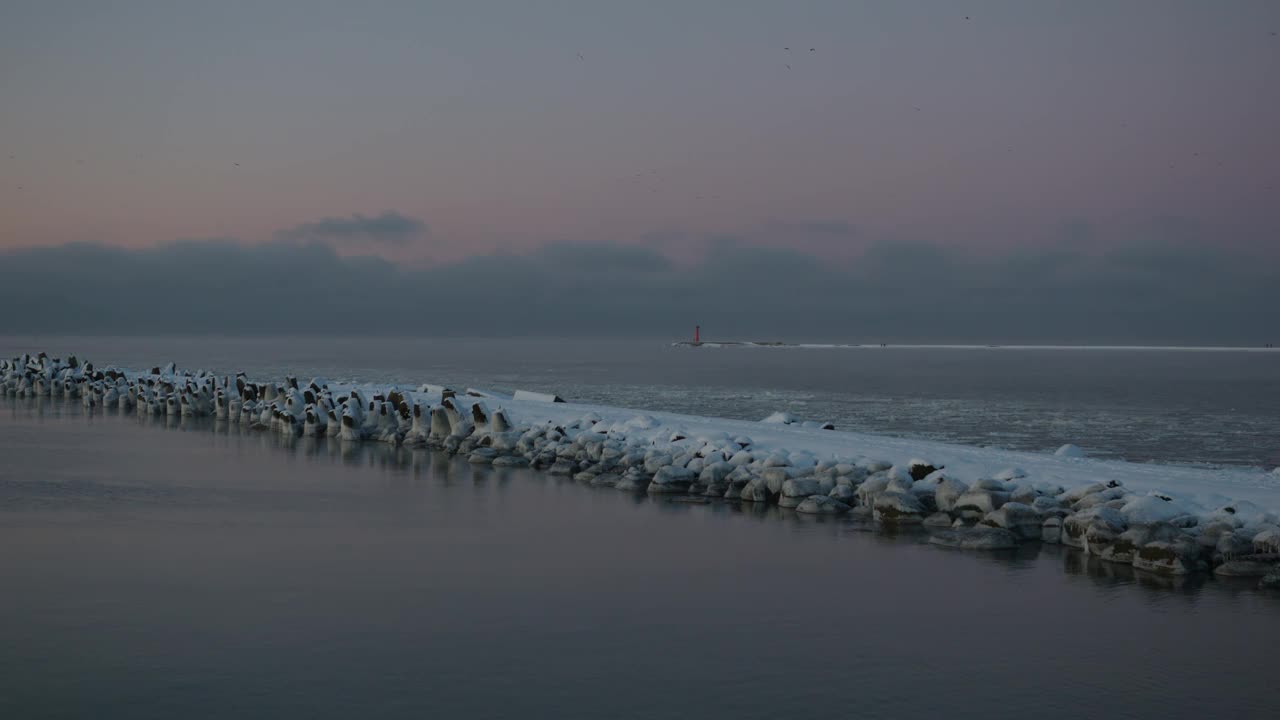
[671,341,1280,352]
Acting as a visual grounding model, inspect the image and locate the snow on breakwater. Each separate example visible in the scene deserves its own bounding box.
[5,351,1280,588]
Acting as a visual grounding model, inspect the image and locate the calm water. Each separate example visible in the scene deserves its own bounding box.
[2,399,1278,719]
[3,335,1279,468]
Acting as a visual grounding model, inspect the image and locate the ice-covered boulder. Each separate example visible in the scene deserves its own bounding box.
[816,482,847,502]
[952,488,1009,520]
[872,491,926,525]
[1253,529,1280,555]
[1062,507,1126,550]
[1132,538,1201,575]
[1042,517,1063,544]
[923,512,954,528]
[1119,495,1194,525]
[648,466,696,494]
[982,502,1041,541]
[1261,565,1280,590]
[740,478,771,503]
[1031,495,1068,517]
[548,458,577,476]
[1054,444,1087,458]
[492,456,530,468]
[1213,560,1276,577]
[779,478,822,508]
[795,495,851,515]
[933,477,969,513]
[614,467,650,492]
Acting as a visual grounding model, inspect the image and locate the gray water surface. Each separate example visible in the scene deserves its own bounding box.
[1,399,1277,719]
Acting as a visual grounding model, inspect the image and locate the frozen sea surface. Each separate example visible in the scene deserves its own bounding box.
[2,401,1279,719]
[3,335,1278,468]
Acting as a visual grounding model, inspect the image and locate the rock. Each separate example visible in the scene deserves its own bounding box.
[643,453,673,474]
[1008,482,1042,506]
[933,477,969,513]
[982,502,1041,541]
[907,460,940,481]
[467,451,496,465]
[699,461,733,484]
[740,478,771,503]
[614,468,650,492]
[1054,444,1087,458]
[491,455,530,468]
[779,478,823,508]
[923,512,954,528]
[929,527,1018,551]
[590,472,621,487]
[1197,521,1238,550]
[1132,538,1200,576]
[648,466,696,494]
[795,495,851,515]
[761,467,791,495]
[549,458,579,476]
[573,471,597,483]
[856,474,892,507]
[1119,495,1191,525]
[1031,495,1068,517]
[1042,517,1062,544]
[1214,560,1277,578]
[828,483,856,505]
[1261,566,1280,590]
[1253,529,1280,555]
[1061,482,1108,504]
[952,489,1009,520]
[872,491,926,525]
[1062,507,1126,550]
[1215,532,1256,564]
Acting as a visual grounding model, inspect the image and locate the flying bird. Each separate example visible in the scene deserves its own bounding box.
[809,48,816,52]
[785,63,791,70]
[577,52,584,61]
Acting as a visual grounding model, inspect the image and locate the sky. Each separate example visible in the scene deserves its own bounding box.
[1,1,1278,341]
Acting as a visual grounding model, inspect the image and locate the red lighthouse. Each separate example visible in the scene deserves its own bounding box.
[694,325,700,344]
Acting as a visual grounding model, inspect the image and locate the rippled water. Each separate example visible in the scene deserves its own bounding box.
[2,399,1278,719]
[3,335,1278,467]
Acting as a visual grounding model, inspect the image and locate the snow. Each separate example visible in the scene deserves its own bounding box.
[512,389,565,403]
[1054,444,1087,458]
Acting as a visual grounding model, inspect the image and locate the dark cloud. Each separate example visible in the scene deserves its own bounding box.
[0,233,1275,344]
[274,211,429,246]
[762,219,859,238]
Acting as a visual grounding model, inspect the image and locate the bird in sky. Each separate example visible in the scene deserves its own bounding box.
[577,52,584,61]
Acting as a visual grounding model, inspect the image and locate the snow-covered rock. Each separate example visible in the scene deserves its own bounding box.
[1054,444,1087,458]
[981,502,1041,541]
[872,491,926,525]
[795,495,851,515]
[779,478,822,508]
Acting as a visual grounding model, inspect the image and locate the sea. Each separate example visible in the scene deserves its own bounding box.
[2,336,1278,718]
